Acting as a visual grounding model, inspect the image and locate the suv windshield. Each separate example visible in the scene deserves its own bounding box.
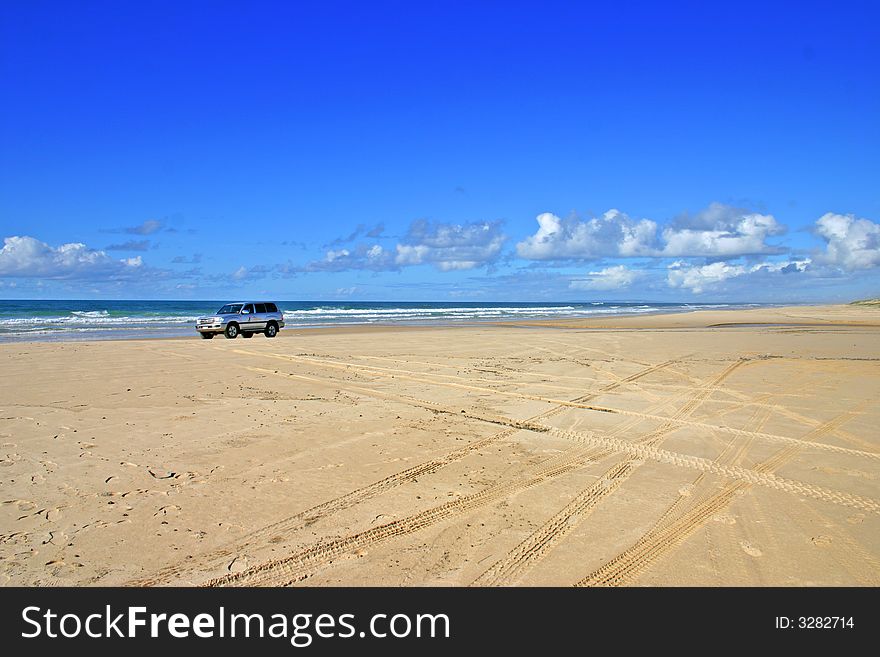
[216,304,243,314]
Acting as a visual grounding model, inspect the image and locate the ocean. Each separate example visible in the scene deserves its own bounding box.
[0,300,766,342]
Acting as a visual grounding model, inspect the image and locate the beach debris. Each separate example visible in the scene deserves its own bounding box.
[227,555,249,573]
[154,505,181,517]
[147,469,177,479]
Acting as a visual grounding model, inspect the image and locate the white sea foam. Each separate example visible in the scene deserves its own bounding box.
[0,305,676,332]
[0,314,199,328]
[0,302,755,342]
[70,310,110,318]
[281,305,577,317]
[276,305,669,325]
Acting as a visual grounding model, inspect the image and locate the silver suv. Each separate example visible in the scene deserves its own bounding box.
[196,302,285,339]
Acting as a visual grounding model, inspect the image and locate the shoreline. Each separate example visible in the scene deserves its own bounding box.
[1,303,877,345]
[493,303,880,330]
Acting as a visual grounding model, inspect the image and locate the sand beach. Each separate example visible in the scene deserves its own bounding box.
[1,304,878,586]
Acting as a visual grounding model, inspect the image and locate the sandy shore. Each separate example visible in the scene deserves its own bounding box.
[1,304,878,586]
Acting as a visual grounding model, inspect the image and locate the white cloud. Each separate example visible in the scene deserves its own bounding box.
[666,258,811,294]
[395,220,506,271]
[750,259,810,274]
[516,210,658,260]
[0,236,146,280]
[570,265,641,291]
[232,266,248,281]
[105,239,150,251]
[813,212,880,270]
[666,261,747,294]
[325,249,350,262]
[661,210,783,257]
[300,220,505,273]
[517,203,785,261]
[301,244,396,272]
[126,219,164,235]
[394,244,429,266]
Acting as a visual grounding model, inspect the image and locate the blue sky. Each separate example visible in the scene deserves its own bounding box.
[1,0,878,301]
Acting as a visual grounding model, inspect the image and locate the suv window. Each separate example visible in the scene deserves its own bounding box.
[265,303,278,313]
[255,303,267,314]
[243,304,254,313]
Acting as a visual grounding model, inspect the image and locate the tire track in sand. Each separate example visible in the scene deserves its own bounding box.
[541,424,879,513]
[129,354,682,585]
[205,361,820,587]
[471,360,747,586]
[145,350,878,586]
[205,393,691,589]
[245,362,880,516]
[574,446,797,586]
[575,401,874,586]
[245,364,880,514]
[254,351,877,461]
[206,446,611,587]
[204,359,704,587]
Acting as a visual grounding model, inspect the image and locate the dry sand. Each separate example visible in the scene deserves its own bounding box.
[1,304,878,587]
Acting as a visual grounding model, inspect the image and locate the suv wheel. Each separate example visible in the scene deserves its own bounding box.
[242,331,253,338]
[224,323,239,339]
[200,332,214,340]
[264,322,278,338]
